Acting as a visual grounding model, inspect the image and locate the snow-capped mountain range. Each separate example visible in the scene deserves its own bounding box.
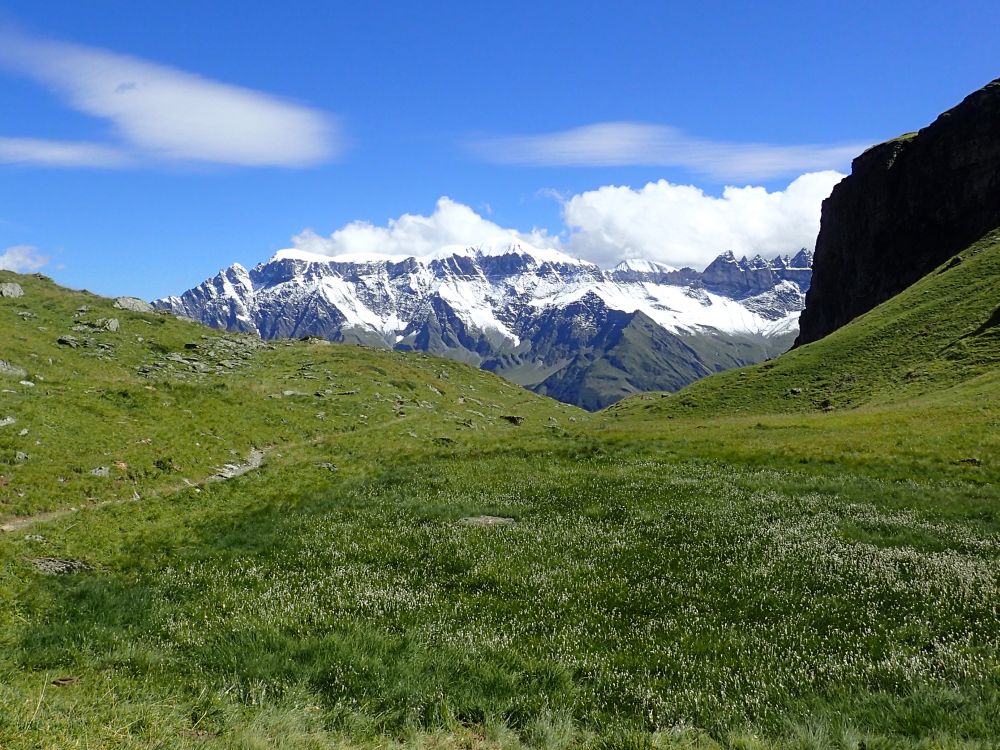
[154,245,812,410]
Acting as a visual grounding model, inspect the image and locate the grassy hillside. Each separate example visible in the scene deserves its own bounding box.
[0,270,575,521]
[532,310,794,411]
[610,227,1000,419]
[1,258,999,749]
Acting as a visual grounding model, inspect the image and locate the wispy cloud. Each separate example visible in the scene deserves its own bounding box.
[0,244,49,272]
[468,122,868,181]
[0,137,131,168]
[0,29,341,168]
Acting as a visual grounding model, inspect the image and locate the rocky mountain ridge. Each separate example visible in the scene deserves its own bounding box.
[156,246,812,409]
[797,77,1000,345]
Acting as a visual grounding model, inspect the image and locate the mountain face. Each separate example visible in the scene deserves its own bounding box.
[797,77,1000,346]
[155,246,811,409]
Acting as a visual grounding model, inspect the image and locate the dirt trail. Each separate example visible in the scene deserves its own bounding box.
[0,448,267,534]
[1,509,71,533]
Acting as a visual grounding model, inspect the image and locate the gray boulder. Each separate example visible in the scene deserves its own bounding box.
[114,296,154,313]
[0,283,24,298]
[0,360,27,379]
[31,557,93,575]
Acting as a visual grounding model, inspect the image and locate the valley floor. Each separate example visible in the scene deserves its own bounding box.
[1,269,998,749]
[3,417,999,749]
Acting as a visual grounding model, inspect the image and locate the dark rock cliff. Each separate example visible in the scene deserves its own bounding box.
[796,78,1000,346]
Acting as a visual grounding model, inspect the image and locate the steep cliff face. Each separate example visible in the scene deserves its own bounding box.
[796,78,1000,346]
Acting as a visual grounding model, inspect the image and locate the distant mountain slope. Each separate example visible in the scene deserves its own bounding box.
[797,77,1000,345]
[156,245,812,409]
[612,227,1000,418]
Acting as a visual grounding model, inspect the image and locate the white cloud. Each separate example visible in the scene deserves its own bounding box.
[0,244,49,272]
[292,197,556,261]
[290,172,840,271]
[0,137,131,168]
[469,122,867,181]
[561,171,844,268]
[0,29,340,167]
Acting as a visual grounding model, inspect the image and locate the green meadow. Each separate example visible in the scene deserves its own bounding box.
[0,232,998,748]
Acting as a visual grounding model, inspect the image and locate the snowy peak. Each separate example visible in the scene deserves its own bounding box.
[157,247,811,340]
[613,259,679,274]
[155,247,812,409]
[272,242,593,270]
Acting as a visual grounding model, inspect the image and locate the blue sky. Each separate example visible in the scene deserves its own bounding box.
[1,1,998,299]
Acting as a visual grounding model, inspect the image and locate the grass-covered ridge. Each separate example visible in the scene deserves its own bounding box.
[1,249,999,749]
[611,227,1000,419]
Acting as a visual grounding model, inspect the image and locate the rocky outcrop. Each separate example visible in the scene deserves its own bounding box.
[796,78,1000,346]
[702,250,812,297]
[114,296,154,313]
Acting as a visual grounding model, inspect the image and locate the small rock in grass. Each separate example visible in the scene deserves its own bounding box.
[19,380,34,388]
[32,557,93,575]
[0,416,15,428]
[0,283,24,298]
[90,466,110,477]
[56,335,79,348]
[459,515,516,527]
[15,451,29,463]
[500,415,525,426]
[0,360,27,379]
[181,729,219,740]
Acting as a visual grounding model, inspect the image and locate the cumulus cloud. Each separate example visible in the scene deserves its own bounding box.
[0,244,49,272]
[561,171,844,268]
[293,197,556,261]
[0,29,340,168]
[469,122,866,181]
[291,173,840,270]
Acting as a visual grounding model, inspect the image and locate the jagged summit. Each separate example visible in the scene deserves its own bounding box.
[613,258,679,274]
[272,241,593,269]
[156,246,812,409]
